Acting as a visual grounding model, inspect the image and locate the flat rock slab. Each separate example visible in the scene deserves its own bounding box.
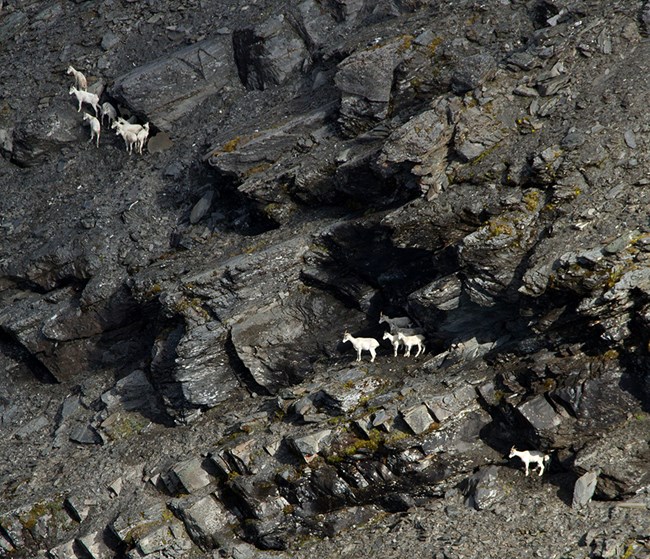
[400,404,435,435]
[517,394,563,432]
[572,470,599,509]
[168,457,214,494]
[287,429,333,462]
[171,494,236,551]
[109,38,238,131]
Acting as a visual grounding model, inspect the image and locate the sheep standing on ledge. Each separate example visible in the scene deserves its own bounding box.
[342,331,380,363]
[379,311,414,331]
[382,331,402,357]
[82,113,100,147]
[136,122,150,154]
[509,447,550,477]
[112,118,149,155]
[69,86,99,116]
[113,125,138,155]
[397,332,426,357]
[66,65,87,91]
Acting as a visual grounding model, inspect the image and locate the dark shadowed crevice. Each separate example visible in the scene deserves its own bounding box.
[232,28,265,91]
[0,328,59,384]
[179,166,280,237]
[224,331,272,397]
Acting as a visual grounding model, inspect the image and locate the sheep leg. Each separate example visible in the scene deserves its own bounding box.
[393,343,398,357]
[370,348,376,362]
[95,131,100,148]
[356,349,361,362]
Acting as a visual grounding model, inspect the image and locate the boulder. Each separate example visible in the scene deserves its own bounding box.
[516,395,563,433]
[76,531,113,559]
[463,465,502,511]
[170,493,236,551]
[335,41,400,137]
[167,457,214,494]
[233,15,309,90]
[287,429,333,462]
[572,470,599,509]
[451,53,496,94]
[315,369,384,414]
[400,404,435,435]
[11,101,83,167]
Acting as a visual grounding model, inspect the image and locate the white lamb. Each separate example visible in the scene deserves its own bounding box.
[69,86,99,115]
[396,332,425,357]
[99,102,117,126]
[66,65,87,90]
[509,447,550,477]
[342,331,380,363]
[382,331,402,357]
[82,112,100,148]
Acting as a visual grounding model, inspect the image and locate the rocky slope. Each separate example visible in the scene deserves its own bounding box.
[0,0,649,558]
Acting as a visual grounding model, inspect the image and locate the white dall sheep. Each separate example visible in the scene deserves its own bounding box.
[382,331,402,357]
[114,126,138,154]
[69,86,99,115]
[112,118,148,154]
[509,447,550,477]
[100,102,117,126]
[396,332,426,357]
[66,65,87,90]
[136,122,149,155]
[82,112,100,148]
[379,311,413,331]
[342,331,380,363]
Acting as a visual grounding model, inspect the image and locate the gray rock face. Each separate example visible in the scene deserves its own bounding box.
[171,494,235,551]
[2,1,650,558]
